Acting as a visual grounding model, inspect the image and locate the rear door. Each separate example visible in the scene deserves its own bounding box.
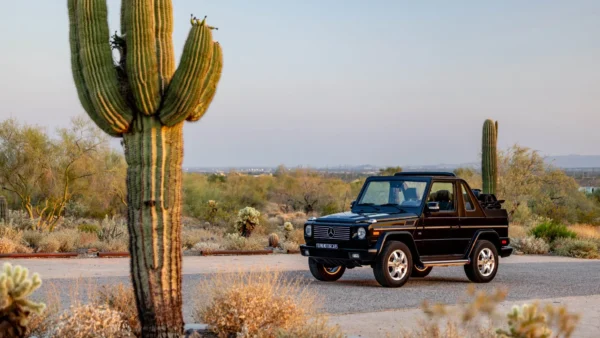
[417,181,459,256]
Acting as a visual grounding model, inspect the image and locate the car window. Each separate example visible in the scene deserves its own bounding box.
[360,181,390,205]
[462,183,475,211]
[427,182,455,211]
[359,180,428,207]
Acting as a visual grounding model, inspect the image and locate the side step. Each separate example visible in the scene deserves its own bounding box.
[423,259,470,267]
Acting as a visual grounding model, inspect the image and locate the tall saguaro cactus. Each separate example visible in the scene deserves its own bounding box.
[67,1,223,336]
[482,119,498,195]
[0,196,7,223]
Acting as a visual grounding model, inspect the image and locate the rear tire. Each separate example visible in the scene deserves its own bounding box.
[308,258,346,281]
[464,240,499,283]
[411,265,433,278]
[373,241,413,287]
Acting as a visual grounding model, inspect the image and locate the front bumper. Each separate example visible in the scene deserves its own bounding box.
[500,246,513,258]
[300,245,377,268]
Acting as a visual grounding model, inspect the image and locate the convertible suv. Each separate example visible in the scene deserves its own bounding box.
[300,172,513,287]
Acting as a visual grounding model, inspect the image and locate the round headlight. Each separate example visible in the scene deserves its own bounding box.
[357,227,366,240]
[305,225,312,237]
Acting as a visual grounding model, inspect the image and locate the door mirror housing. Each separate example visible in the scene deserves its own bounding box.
[350,200,356,208]
[427,202,440,212]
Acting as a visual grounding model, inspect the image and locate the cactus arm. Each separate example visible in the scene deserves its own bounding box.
[154,0,175,94]
[187,42,223,122]
[68,0,122,136]
[126,0,161,115]
[76,0,133,134]
[157,22,214,126]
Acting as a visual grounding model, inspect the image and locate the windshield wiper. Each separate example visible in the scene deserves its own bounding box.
[379,204,407,213]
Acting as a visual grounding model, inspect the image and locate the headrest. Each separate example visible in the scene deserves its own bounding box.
[436,190,451,202]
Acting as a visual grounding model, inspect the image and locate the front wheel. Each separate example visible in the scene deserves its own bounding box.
[308,258,346,281]
[464,240,499,283]
[373,241,413,287]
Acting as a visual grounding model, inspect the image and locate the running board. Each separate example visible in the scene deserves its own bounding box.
[423,259,470,267]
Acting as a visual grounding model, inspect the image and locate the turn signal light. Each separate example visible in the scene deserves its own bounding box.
[372,231,380,236]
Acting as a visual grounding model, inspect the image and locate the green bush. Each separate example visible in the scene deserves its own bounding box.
[530,221,576,243]
[552,238,599,259]
[77,223,101,235]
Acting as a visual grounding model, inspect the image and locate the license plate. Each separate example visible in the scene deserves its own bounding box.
[316,243,338,249]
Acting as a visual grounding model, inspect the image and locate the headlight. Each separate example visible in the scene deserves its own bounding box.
[305,225,312,237]
[357,227,366,240]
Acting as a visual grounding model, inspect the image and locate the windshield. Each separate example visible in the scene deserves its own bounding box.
[357,180,428,208]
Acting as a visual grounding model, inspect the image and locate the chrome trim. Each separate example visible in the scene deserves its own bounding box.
[423,259,469,267]
[373,227,416,231]
[461,225,508,228]
[313,225,350,240]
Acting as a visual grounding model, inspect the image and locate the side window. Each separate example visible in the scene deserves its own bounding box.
[462,184,475,211]
[427,182,455,211]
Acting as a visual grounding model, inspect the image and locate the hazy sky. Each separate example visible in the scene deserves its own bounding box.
[1,1,599,167]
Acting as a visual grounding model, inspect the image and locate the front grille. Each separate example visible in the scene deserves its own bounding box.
[313,225,350,240]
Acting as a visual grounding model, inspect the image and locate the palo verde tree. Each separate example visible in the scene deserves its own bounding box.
[67,1,223,337]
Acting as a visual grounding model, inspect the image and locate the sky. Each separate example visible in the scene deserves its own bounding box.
[0,1,599,167]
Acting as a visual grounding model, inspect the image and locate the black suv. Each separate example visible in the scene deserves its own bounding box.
[300,172,513,287]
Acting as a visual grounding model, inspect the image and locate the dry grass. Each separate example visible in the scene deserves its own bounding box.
[193,270,341,338]
[552,238,600,259]
[93,283,140,337]
[286,229,305,245]
[223,233,266,251]
[569,224,600,240]
[0,237,33,254]
[51,304,133,338]
[399,286,580,338]
[182,228,225,250]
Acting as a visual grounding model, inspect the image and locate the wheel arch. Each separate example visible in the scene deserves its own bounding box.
[465,230,501,258]
[375,231,421,263]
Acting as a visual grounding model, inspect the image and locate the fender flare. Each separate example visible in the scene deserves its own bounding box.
[464,230,500,258]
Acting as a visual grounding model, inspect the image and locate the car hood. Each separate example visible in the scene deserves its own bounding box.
[313,211,418,224]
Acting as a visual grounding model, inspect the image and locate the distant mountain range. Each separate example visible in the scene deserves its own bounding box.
[544,155,600,168]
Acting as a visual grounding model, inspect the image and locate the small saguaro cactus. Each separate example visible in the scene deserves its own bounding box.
[268,233,280,248]
[283,222,294,240]
[482,119,498,195]
[0,196,7,223]
[67,1,223,336]
[0,263,46,338]
[235,207,260,238]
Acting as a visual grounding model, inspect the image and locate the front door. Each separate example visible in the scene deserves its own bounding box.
[417,181,459,257]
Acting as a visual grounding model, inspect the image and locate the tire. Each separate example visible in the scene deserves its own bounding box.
[373,241,413,287]
[308,258,346,281]
[411,265,433,278]
[464,240,499,283]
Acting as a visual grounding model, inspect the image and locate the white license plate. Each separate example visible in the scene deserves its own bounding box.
[316,243,338,249]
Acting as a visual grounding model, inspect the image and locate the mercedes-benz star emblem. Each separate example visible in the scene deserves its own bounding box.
[327,228,335,238]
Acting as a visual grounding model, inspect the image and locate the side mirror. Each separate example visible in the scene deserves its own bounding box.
[350,200,356,208]
[426,201,440,212]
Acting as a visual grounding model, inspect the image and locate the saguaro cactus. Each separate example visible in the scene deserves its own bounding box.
[67,1,223,336]
[0,196,7,223]
[482,119,498,195]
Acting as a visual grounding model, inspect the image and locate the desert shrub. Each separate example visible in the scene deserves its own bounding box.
[530,221,576,243]
[182,228,223,250]
[287,229,305,245]
[569,224,600,240]
[511,236,550,255]
[22,230,44,249]
[193,242,223,253]
[48,229,80,252]
[281,241,299,252]
[77,223,101,235]
[0,225,23,243]
[0,238,17,254]
[223,233,265,251]
[235,207,261,237]
[93,283,140,337]
[193,271,341,338]
[98,216,127,242]
[52,304,133,338]
[0,263,46,337]
[552,238,599,259]
[508,224,528,239]
[39,237,61,253]
[5,210,35,230]
[496,303,579,338]
[0,237,32,254]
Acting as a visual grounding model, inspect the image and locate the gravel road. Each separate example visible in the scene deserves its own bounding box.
[25,256,600,322]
